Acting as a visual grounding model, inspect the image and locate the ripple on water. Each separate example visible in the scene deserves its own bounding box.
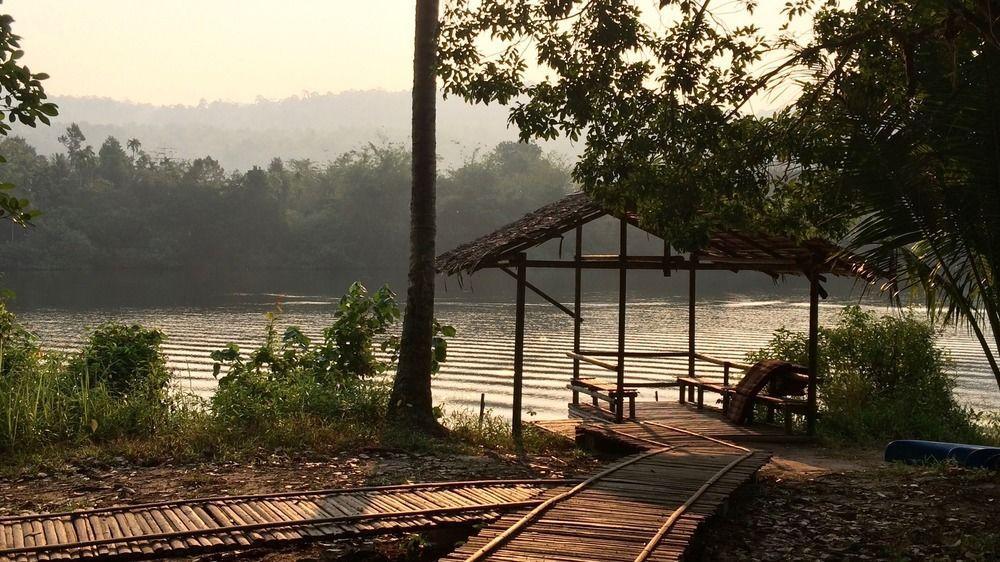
[16,298,999,419]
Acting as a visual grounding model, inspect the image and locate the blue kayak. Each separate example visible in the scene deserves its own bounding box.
[885,440,1000,469]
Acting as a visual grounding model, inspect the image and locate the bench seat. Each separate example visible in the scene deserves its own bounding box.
[569,377,637,419]
[676,376,807,434]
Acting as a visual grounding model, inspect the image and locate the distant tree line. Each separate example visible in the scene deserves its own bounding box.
[0,124,572,270]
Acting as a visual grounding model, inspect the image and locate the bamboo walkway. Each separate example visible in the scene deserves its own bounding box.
[443,421,771,561]
[535,400,808,443]
[0,479,570,562]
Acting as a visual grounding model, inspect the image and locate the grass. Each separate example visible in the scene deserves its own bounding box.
[1,403,574,476]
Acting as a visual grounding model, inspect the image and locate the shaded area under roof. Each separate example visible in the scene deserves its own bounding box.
[435,191,879,280]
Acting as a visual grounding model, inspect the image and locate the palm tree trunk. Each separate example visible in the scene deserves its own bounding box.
[388,0,443,433]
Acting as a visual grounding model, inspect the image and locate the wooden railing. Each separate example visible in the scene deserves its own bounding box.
[566,350,753,388]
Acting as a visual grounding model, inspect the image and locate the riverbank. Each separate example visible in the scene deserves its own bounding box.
[4,439,997,561]
[699,447,1000,562]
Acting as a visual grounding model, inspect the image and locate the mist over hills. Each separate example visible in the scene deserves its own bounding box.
[16,91,578,171]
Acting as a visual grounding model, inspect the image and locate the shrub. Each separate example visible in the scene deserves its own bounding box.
[749,306,984,444]
[0,301,42,378]
[0,304,176,455]
[68,323,170,396]
[210,284,408,433]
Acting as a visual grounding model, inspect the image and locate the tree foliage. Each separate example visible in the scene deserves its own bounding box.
[0,131,571,270]
[0,7,56,226]
[438,0,1000,389]
[439,0,784,249]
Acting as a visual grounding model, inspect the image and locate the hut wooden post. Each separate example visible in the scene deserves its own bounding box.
[616,219,627,422]
[512,253,527,445]
[807,271,820,436]
[688,252,698,378]
[572,225,583,405]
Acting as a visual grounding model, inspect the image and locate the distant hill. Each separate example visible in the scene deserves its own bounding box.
[15,91,578,171]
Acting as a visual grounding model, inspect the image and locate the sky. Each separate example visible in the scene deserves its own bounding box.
[6,0,419,105]
[5,0,803,108]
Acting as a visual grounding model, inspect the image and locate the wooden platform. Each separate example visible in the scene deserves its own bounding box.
[0,480,566,561]
[533,400,810,444]
[443,422,772,561]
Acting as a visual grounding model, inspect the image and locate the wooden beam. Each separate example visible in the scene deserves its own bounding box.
[490,257,830,274]
[577,350,689,358]
[498,267,580,321]
[512,253,527,446]
[807,272,820,436]
[691,352,752,372]
[616,219,627,422]
[688,253,697,378]
[572,225,583,406]
[565,351,617,372]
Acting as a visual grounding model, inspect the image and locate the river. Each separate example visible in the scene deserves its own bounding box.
[3,270,997,419]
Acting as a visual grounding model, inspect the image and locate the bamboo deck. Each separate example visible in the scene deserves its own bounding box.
[1,403,786,561]
[533,400,810,444]
[0,480,565,561]
[444,421,772,561]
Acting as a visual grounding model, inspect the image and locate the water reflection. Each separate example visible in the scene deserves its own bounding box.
[3,270,997,419]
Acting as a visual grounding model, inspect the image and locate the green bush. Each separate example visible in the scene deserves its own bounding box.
[1,282,460,466]
[209,283,405,433]
[68,323,170,396]
[749,306,984,444]
[0,303,176,454]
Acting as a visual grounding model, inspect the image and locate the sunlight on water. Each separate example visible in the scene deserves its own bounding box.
[14,292,998,421]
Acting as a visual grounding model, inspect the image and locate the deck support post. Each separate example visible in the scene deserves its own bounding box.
[513,253,527,445]
[616,219,627,423]
[572,225,583,406]
[807,271,820,436]
[688,253,698,378]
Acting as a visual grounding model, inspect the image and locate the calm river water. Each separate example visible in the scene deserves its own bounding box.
[4,271,998,419]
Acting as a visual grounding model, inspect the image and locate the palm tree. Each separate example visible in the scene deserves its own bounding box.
[388,0,444,433]
[126,138,141,160]
[839,39,1000,391]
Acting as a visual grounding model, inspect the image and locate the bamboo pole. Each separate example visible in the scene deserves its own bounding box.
[617,219,627,422]
[688,252,698,378]
[572,225,583,405]
[513,253,527,445]
[807,272,820,435]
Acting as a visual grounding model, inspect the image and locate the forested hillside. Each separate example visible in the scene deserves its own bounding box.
[0,125,573,270]
[13,92,577,171]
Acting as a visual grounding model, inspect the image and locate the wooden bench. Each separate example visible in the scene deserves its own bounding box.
[569,377,638,419]
[676,376,808,434]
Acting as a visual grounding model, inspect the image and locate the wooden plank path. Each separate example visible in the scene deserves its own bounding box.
[536,400,809,443]
[443,422,771,561]
[0,479,573,561]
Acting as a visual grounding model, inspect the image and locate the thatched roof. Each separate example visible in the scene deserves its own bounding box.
[437,192,880,280]
[437,192,603,276]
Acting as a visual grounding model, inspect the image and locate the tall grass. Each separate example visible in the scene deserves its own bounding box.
[1,283,575,470]
[1,303,178,455]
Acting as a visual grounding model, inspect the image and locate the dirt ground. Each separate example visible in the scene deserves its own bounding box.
[0,447,602,517]
[0,445,605,561]
[698,445,1000,562]
[3,442,998,561]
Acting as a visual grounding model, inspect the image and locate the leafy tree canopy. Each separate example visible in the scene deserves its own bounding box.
[438,0,996,248]
[439,0,1000,390]
[0,6,57,225]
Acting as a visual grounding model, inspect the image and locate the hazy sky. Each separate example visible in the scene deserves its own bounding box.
[6,1,802,108]
[7,0,419,105]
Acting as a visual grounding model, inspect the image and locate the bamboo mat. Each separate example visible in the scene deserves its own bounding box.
[0,479,566,561]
